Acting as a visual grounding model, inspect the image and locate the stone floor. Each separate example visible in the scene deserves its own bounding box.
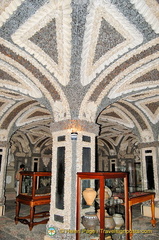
[113,203,159,240]
[0,199,49,240]
[0,200,159,240]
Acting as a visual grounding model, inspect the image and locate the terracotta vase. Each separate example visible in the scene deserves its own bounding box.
[83,188,97,205]
[81,212,99,230]
[105,216,116,229]
[97,209,109,221]
[113,214,124,229]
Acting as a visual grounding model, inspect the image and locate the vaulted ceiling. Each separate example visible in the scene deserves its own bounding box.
[0,0,159,153]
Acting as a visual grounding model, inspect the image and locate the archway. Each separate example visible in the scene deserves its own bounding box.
[5,122,52,200]
[96,104,142,192]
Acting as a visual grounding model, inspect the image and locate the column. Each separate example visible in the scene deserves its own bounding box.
[140,145,159,195]
[5,148,16,200]
[45,120,99,239]
[0,139,9,216]
[139,143,159,218]
[127,159,136,192]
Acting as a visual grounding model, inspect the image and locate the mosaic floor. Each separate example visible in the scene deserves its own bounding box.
[0,200,159,240]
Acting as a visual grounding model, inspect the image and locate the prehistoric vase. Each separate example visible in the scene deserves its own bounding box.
[97,209,109,220]
[105,216,116,229]
[113,214,124,229]
[81,212,99,230]
[97,186,112,201]
[83,188,97,205]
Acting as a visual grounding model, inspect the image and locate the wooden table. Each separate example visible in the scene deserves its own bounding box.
[15,194,50,230]
[115,191,156,239]
[15,171,51,230]
[128,192,156,239]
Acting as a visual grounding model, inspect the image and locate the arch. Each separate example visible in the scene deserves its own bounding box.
[79,38,159,123]
[0,38,71,123]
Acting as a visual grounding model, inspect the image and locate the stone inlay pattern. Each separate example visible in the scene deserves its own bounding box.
[0,43,60,100]
[130,0,159,34]
[132,69,159,84]
[0,38,71,122]
[108,60,159,99]
[15,106,52,127]
[0,0,159,135]
[93,17,125,63]
[0,69,19,83]
[30,18,58,64]
[0,0,159,236]
[0,0,25,27]
[1,100,36,129]
[90,42,159,102]
[146,102,159,115]
[117,102,151,131]
[136,96,159,124]
[79,39,159,128]
[11,0,72,86]
[80,0,143,85]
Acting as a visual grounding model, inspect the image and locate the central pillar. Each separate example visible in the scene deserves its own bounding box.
[45,120,99,239]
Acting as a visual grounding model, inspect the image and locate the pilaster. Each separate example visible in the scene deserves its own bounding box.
[0,139,9,216]
[139,144,159,199]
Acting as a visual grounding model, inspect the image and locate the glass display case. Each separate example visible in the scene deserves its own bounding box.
[76,172,129,240]
[15,171,51,230]
[19,171,51,198]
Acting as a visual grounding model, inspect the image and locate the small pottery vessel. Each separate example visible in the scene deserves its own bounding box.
[81,212,99,230]
[97,209,109,220]
[97,186,112,200]
[105,216,116,229]
[113,214,124,229]
[83,188,97,205]
[105,236,112,240]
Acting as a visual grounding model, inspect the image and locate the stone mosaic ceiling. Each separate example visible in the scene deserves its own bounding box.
[0,0,159,149]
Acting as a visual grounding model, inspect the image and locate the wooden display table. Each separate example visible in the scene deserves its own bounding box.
[15,194,50,230]
[115,191,156,239]
[15,171,51,230]
[128,192,156,239]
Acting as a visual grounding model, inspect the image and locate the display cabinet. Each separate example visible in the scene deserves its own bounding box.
[76,172,129,240]
[15,171,51,230]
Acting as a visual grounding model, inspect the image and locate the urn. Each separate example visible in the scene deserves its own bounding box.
[113,214,124,229]
[83,188,97,205]
[105,216,116,229]
[81,212,99,230]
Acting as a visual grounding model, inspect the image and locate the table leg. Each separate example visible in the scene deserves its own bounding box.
[129,205,133,239]
[29,206,35,230]
[151,197,156,227]
[15,201,20,224]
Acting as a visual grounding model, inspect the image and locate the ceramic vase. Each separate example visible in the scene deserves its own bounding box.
[97,209,109,220]
[83,188,97,205]
[105,216,116,229]
[113,214,124,229]
[97,186,112,200]
[81,212,99,230]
